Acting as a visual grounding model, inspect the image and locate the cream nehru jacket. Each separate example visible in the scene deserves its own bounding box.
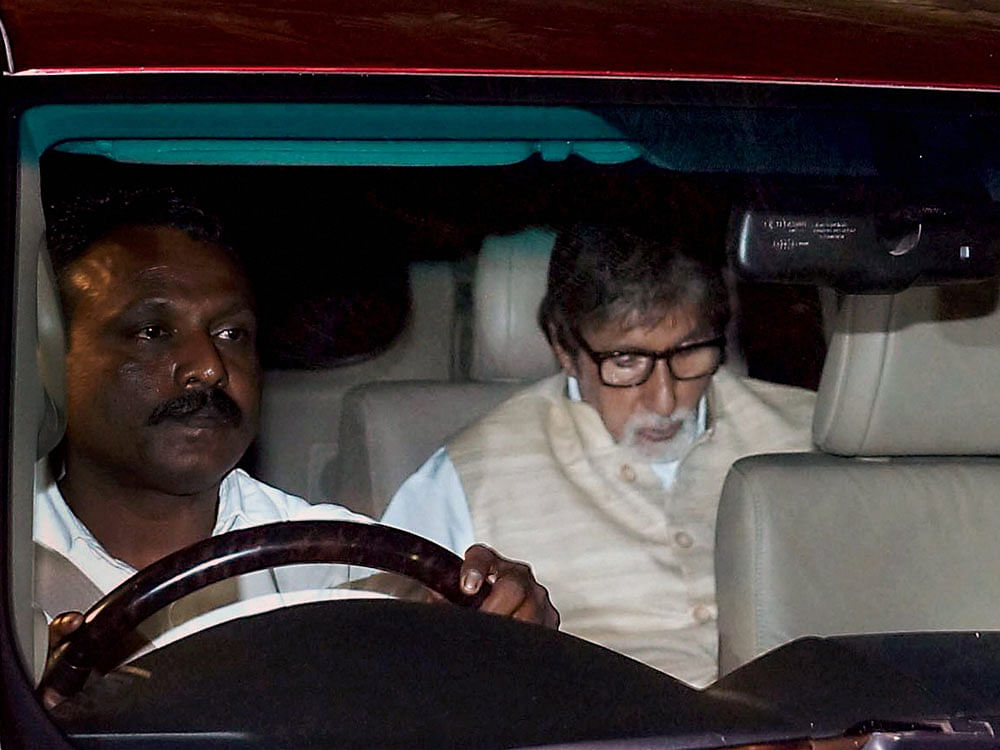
[447,369,815,686]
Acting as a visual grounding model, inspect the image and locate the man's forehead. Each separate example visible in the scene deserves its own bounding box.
[588,302,709,343]
[68,226,250,303]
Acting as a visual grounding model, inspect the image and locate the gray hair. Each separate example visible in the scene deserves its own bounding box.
[538,224,730,354]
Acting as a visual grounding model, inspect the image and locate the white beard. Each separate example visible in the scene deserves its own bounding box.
[621,407,698,463]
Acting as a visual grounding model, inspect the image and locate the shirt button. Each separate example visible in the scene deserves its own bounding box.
[674,531,694,548]
[693,604,716,624]
[620,464,636,482]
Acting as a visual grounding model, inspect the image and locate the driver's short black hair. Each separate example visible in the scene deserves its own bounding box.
[46,187,239,319]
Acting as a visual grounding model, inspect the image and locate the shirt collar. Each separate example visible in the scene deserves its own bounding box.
[212,469,250,535]
[33,462,92,554]
[35,465,244,554]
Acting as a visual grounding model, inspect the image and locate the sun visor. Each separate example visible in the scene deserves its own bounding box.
[731,204,1000,293]
[27,103,641,167]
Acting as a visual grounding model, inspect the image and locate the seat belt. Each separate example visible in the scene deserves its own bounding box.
[32,543,154,683]
[33,542,103,617]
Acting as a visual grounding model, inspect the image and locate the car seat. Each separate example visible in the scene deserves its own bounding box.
[332,227,560,518]
[255,262,457,502]
[715,280,1000,675]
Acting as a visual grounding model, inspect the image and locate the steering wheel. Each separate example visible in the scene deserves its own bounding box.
[40,522,794,747]
[37,520,490,699]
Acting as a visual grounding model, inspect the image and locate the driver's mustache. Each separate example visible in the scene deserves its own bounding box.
[147,387,242,426]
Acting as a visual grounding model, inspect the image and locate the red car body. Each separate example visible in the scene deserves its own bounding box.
[2,0,1000,88]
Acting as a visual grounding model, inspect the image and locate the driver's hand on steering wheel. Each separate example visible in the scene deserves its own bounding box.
[458,544,560,629]
[40,610,84,710]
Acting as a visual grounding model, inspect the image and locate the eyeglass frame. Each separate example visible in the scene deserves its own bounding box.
[571,328,727,388]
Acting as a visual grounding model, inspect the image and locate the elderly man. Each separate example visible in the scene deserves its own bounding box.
[382,223,815,686]
[36,189,557,704]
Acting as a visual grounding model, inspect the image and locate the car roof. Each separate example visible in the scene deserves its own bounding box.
[2,0,1000,89]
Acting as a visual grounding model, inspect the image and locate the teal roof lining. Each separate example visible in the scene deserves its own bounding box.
[52,138,641,167]
[19,101,923,175]
[23,103,643,167]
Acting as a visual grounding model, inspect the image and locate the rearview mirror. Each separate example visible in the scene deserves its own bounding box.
[732,206,1000,292]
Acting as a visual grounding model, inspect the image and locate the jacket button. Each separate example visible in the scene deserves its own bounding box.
[674,531,694,548]
[693,604,716,623]
[620,464,636,482]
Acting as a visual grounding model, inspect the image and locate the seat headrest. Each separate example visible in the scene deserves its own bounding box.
[814,280,1000,456]
[469,227,560,382]
[36,246,66,458]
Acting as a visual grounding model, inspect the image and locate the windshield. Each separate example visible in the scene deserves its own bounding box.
[4,80,1000,748]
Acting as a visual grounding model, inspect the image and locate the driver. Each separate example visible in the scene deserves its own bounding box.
[35,189,558,706]
[382,222,816,687]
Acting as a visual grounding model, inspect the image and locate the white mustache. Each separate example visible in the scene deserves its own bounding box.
[624,408,695,435]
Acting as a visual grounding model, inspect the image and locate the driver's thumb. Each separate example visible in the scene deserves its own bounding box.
[41,611,84,710]
[47,611,84,657]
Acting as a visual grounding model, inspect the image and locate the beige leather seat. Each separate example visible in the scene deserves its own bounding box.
[255,262,458,502]
[333,227,559,518]
[715,281,1000,675]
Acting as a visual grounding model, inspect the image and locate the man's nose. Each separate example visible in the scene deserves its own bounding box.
[642,359,677,417]
[174,332,228,389]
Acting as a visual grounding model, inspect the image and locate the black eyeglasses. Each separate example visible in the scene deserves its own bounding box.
[572,329,726,388]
